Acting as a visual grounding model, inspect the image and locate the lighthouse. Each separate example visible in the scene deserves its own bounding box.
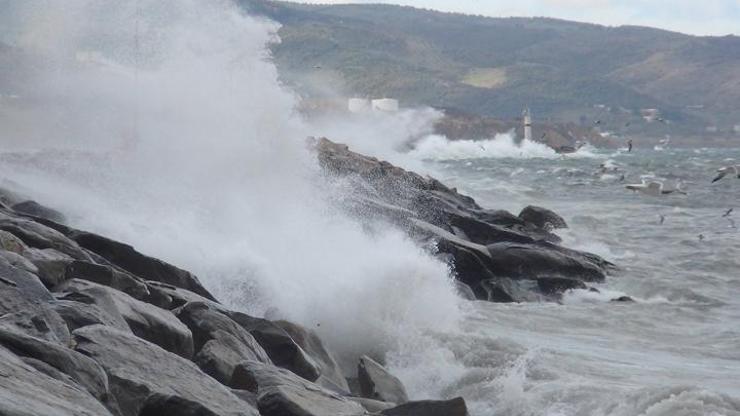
[522,107,533,143]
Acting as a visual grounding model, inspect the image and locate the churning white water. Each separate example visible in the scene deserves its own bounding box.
[0,0,460,371]
[3,2,740,416]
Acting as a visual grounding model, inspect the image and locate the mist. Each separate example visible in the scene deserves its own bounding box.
[0,0,461,377]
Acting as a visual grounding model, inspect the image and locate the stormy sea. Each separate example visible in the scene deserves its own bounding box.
[1,1,739,415]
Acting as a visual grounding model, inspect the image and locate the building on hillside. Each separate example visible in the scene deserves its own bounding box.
[348,98,371,113]
[640,108,660,122]
[371,98,399,112]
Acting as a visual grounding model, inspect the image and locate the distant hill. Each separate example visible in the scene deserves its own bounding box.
[239,0,740,140]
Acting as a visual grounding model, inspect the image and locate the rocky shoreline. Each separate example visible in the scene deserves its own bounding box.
[0,139,615,415]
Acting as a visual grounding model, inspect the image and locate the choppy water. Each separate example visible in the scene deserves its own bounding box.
[399,145,740,416]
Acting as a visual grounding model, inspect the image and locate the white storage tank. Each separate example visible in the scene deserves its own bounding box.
[348,98,371,113]
[371,98,399,112]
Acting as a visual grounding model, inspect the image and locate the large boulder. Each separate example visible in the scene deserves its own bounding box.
[357,355,408,404]
[67,230,215,301]
[21,248,73,288]
[485,242,606,282]
[57,279,194,358]
[381,397,469,416]
[225,311,321,382]
[11,200,67,224]
[64,260,150,301]
[231,360,365,416]
[0,327,111,404]
[0,345,114,416]
[0,259,70,344]
[0,214,91,261]
[74,325,258,416]
[519,205,568,230]
[175,302,271,384]
[276,320,350,393]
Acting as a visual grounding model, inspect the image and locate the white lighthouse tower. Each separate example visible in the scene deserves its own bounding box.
[522,107,533,143]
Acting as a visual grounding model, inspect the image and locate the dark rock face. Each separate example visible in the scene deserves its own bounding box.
[74,325,258,416]
[381,397,469,416]
[315,138,614,302]
[276,320,350,393]
[57,279,194,359]
[358,355,409,404]
[11,200,67,224]
[519,205,568,230]
[225,311,322,383]
[68,230,216,301]
[231,360,365,416]
[175,301,271,384]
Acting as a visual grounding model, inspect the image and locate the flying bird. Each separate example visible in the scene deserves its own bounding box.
[723,208,733,217]
[712,165,739,183]
[659,214,665,225]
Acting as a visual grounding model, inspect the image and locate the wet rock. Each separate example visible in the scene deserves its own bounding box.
[276,320,350,393]
[519,205,568,229]
[0,327,110,403]
[349,397,396,413]
[175,301,271,384]
[381,397,469,416]
[0,259,70,344]
[74,325,257,416]
[358,355,408,404]
[65,260,149,300]
[0,215,91,260]
[52,299,130,332]
[12,200,66,224]
[68,230,216,300]
[146,280,220,310]
[225,311,321,382]
[57,279,194,358]
[0,345,114,416]
[231,360,365,416]
[138,394,226,416]
[486,242,606,282]
[0,229,28,253]
[536,277,587,295]
[0,248,39,274]
[611,295,635,302]
[22,247,73,288]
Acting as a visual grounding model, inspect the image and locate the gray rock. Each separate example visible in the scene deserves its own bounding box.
[230,360,365,416]
[0,249,39,274]
[225,311,321,382]
[0,345,114,416]
[22,248,73,288]
[348,397,395,413]
[12,200,67,224]
[0,259,70,344]
[381,397,469,416]
[175,301,271,384]
[146,280,220,310]
[0,215,91,260]
[358,355,408,404]
[74,325,258,416]
[64,260,149,300]
[0,327,110,403]
[0,229,28,253]
[57,279,194,358]
[52,299,130,332]
[519,205,568,230]
[276,320,350,393]
[68,230,216,300]
[486,242,606,282]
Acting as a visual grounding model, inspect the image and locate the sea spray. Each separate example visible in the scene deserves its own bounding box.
[0,0,462,381]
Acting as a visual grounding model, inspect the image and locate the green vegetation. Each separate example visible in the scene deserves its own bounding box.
[242,1,740,136]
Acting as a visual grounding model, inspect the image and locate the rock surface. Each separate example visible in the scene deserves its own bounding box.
[381,397,469,416]
[315,137,613,301]
[358,355,409,404]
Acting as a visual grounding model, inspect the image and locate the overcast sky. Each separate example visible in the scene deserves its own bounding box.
[290,0,740,36]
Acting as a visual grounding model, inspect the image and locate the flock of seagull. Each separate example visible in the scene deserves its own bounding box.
[616,148,739,235]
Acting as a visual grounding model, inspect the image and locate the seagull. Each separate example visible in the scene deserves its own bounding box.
[625,180,686,196]
[699,234,705,241]
[712,165,739,183]
[727,218,737,229]
[723,208,733,217]
[594,120,602,125]
[659,214,665,225]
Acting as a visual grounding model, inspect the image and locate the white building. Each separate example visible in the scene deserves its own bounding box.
[348,98,371,113]
[371,98,399,112]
